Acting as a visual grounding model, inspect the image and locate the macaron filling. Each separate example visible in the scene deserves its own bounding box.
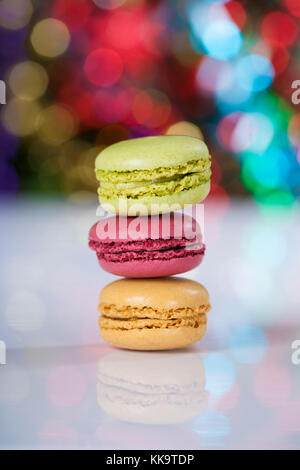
[98,304,210,330]
[89,238,205,263]
[96,159,211,199]
[99,315,207,330]
[100,304,210,320]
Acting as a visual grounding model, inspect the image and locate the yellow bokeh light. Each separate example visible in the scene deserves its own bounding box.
[30,18,70,58]
[8,61,48,101]
[37,105,77,145]
[165,121,204,140]
[0,0,33,30]
[2,98,41,136]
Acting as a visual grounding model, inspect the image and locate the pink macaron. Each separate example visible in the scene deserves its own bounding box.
[89,213,205,278]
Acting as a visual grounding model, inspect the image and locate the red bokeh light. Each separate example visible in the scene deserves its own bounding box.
[104,8,163,56]
[261,11,298,46]
[147,101,171,128]
[285,0,300,18]
[87,8,163,58]
[52,0,91,31]
[105,11,145,51]
[132,90,171,128]
[288,113,300,146]
[75,91,100,127]
[84,48,123,87]
[132,91,153,124]
[224,1,247,30]
[94,88,134,124]
[271,46,290,75]
[216,112,242,151]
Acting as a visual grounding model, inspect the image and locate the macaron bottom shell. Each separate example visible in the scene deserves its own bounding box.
[97,252,205,278]
[99,182,210,216]
[99,322,207,351]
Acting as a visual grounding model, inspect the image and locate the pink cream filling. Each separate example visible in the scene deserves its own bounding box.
[89,238,205,263]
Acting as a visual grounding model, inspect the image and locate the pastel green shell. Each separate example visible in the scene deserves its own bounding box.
[95,136,210,171]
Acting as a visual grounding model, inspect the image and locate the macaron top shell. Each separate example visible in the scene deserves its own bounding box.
[89,213,202,243]
[99,277,210,310]
[95,135,209,171]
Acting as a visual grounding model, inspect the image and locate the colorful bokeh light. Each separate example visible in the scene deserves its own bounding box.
[228,326,268,364]
[0,0,299,206]
[261,11,298,46]
[235,55,274,92]
[84,48,123,87]
[8,61,48,101]
[31,18,70,58]
[285,0,300,17]
[201,19,242,60]
[0,0,33,30]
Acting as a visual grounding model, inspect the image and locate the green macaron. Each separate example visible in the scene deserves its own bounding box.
[95,135,211,215]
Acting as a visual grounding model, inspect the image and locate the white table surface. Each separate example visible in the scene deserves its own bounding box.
[0,197,299,450]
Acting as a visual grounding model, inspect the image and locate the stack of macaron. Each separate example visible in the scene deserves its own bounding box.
[89,135,212,350]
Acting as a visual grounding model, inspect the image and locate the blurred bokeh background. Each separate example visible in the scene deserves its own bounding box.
[2,1,300,451]
[1,0,300,208]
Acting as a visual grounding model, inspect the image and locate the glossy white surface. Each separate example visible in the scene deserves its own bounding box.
[0,198,299,449]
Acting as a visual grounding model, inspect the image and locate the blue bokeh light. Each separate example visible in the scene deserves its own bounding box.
[203,0,229,3]
[200,20,242,60]
[236,54,274,92]
[243,148,290,189]
[229,112,274,154]
[228,326,268,364]
[193,410,231,439]
[203,353,236,396]
[245,113,274,154]
[216,79,253,112]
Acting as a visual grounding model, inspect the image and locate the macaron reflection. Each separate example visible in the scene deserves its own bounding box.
[97,350,209,425]
[98,278,211,351]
